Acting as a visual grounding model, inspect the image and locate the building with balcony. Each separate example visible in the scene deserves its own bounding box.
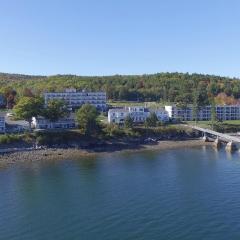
[0,95,5,107]
[32,115,76,130]
[44,88,107,111]
[0,113,6,133]
[165,105,240,121]
[108,106,169,124]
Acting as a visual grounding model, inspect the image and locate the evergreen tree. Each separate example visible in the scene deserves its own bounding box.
[124,115,134,129]
[211,100,216,130]
[145,112,158,127]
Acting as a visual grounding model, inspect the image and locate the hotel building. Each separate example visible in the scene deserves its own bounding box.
[32,115,76,130]
[165,105,240,121]
[0,113,6,133]
[44,88,107,111]
[108,106,169,124]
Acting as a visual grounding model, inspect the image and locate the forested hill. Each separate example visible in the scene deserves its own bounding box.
[0,72,46,82]
[1,72,240,105]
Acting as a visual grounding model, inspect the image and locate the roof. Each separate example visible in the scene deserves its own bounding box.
[34,113,75,121]
[44,90,106,94]
[108,108,128,113]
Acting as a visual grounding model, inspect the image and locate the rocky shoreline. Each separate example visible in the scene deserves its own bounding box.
[0,139,213,167]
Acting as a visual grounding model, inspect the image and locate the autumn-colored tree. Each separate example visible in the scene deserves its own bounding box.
[3,87,17,109]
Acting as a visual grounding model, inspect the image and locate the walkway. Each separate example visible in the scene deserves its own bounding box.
[187,125,240,143]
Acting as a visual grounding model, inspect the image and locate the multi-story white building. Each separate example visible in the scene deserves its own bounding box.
[44,88,107,111]
[108,108,129,124]
[0,113,6,133]
[165,105,240,121]
[108,106,169,124]
[32,116,76,130]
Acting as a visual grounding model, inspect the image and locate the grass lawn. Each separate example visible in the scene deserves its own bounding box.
[187,120,240,127]
[185,121,212,128]
[185,120,240,133]
[220,120,240,125]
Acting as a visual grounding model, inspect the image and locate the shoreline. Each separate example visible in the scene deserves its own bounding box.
[0,139,213,167]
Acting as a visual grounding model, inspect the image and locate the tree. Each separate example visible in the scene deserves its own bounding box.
[145,112,158,127]
[76,104,99,135]
[118,87,129,100]
[124,115,134,129]
[192,88,201,124]
[43,99,69,122]
[22,88,35,98]
[233,84,240,99]
[105,123,124,137]
[211,99,216,130]
[14,97,43,130]
[3,87,17,109]
[207,81,220,96]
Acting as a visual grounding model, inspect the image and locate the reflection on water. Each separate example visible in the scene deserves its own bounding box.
[1,146,240,240]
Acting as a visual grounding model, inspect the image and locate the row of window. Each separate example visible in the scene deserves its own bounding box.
[46,97,106,100]
[111,117,146,122]
[69,102,106,105]
[111,112,126,117]
[45,94,106,97]
[37,124,75,129]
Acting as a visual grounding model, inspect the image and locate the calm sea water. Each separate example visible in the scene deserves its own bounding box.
[1,146,240,240]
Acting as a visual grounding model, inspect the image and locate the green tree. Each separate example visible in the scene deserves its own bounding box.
[105,123,124,137]
[145,112,158,127]
[14,97,43,130]
[118,87,129,100]
[43,99,69,122]
[192,88,200,124]
[233,85,240,99]
[76,104,99,135]
[211,100,216,130]
[207,81,220,96]
[124,115,134,129]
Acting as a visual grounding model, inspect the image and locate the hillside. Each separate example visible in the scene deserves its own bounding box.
[0,72,46,82]
[0,72,239,105]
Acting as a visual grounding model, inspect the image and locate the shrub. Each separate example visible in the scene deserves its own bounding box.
[0,134,21,144]
[104,124,125,137]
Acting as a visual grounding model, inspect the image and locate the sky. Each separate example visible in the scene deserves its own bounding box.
[0,0,240,77]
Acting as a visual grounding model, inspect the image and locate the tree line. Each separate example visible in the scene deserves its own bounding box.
[1,72,240,108]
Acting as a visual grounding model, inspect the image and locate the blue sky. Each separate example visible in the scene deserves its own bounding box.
[0,0,239,77]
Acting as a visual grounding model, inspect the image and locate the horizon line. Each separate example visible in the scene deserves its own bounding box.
[0,71,239,79]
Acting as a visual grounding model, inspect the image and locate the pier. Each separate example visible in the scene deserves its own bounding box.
[187,125,240,151]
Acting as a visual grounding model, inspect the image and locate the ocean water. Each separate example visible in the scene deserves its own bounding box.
[1,146,240,240]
